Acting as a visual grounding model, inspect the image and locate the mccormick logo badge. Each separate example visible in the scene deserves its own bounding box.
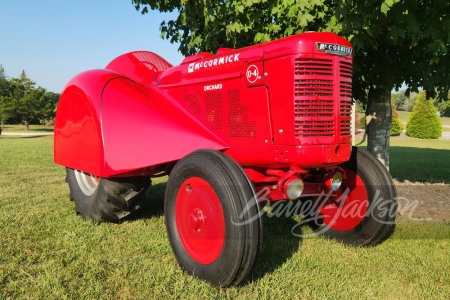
[316,43,352,56]
[188,53,240,73]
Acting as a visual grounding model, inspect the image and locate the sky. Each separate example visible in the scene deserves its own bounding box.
[0,0,185,93]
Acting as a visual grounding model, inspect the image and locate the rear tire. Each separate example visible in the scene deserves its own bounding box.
[311,147,397,246]
[66,168,150,223]
[165,149,262,287]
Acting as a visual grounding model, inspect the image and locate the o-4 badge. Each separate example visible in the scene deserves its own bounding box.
[246,65,259,83]
[316,42,352,56]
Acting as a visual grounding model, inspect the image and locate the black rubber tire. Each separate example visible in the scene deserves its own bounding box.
[66,168,150,223]
[311,147,397,246]
[165,149,262,287]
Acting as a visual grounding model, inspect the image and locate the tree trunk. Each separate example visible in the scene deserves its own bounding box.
[25,120,29,131]
[1,119,4,129]
[366,87,392,168]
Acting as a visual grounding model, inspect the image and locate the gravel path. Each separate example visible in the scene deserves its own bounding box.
[395,181,449,223]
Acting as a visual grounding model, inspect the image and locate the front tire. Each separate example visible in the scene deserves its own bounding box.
[66,168,150,223]
[312,147,397,246]
[165,150,262,287]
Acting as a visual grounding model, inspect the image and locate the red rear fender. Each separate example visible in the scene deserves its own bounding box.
[106,51,172,85]
[54,69,122,176]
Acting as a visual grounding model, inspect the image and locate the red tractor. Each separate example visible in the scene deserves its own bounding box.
[54,32,397,287]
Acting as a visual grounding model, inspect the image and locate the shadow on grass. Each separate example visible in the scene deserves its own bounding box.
[131,182,167,220]
[390,146,450,183]
[248,214,303,284]
[29,128,54,132]
[0,135,51,139]
[2,126,54,132]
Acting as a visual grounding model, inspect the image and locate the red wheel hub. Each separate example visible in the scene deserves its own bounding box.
[175,177,225,264]
[318,168,368,231]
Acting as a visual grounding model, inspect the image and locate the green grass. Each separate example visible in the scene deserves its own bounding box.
[440,116,450,126]
[397,110,450,126]
[0,136,449,298]
[356,139,450,184]
[397,111,411,124]
[1,124,54,133]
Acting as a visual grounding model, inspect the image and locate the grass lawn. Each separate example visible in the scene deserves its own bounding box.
[1,124,54,133]
[397,110,450,126]
[357,138,450,184]
[0,136,449,298]
[440,116,450,126]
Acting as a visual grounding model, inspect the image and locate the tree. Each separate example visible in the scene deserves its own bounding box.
[405,93,418,112]
[0,96,13,129]
[133,0,450,166]
[9,71,46,131]
[437,95,450,117]
[0,65,9,96]
[43,91,60,104]
[36,92,57,124]
[0,65,12,129]
[406,92,442,139]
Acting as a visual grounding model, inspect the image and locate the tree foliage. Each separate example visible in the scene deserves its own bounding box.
[0,65,9,97]
[0,65,13,129]
[391,90,420,112]
[392,90,407,111]
[437,97,450,117]
[0,68,58,130]
[406,92,442,139]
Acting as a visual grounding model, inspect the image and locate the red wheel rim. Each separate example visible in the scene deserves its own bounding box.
[175,177,225,264]
[318,168,368,231]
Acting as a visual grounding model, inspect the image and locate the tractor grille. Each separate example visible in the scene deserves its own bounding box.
[294,57,352,138]
[294,58,335,137]
[339,61,353,136]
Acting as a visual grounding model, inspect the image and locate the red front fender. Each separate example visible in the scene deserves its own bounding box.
[101,78,228,176]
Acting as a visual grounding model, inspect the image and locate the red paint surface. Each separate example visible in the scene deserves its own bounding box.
[175,177,225,264]
[317,168,368,231]
[55,32,353,181]
[54,69,121,176]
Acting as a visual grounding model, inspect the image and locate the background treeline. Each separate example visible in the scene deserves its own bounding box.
[392,90,450,117]
[357,90,445,139]
[0,64,59,130]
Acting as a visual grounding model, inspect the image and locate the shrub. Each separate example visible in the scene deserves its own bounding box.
[360,115,366,129]
[438,100,450,117]
[355,110,361,130]
[390,99,403,136]
[390,118,403,136]
[406,92,442,139]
